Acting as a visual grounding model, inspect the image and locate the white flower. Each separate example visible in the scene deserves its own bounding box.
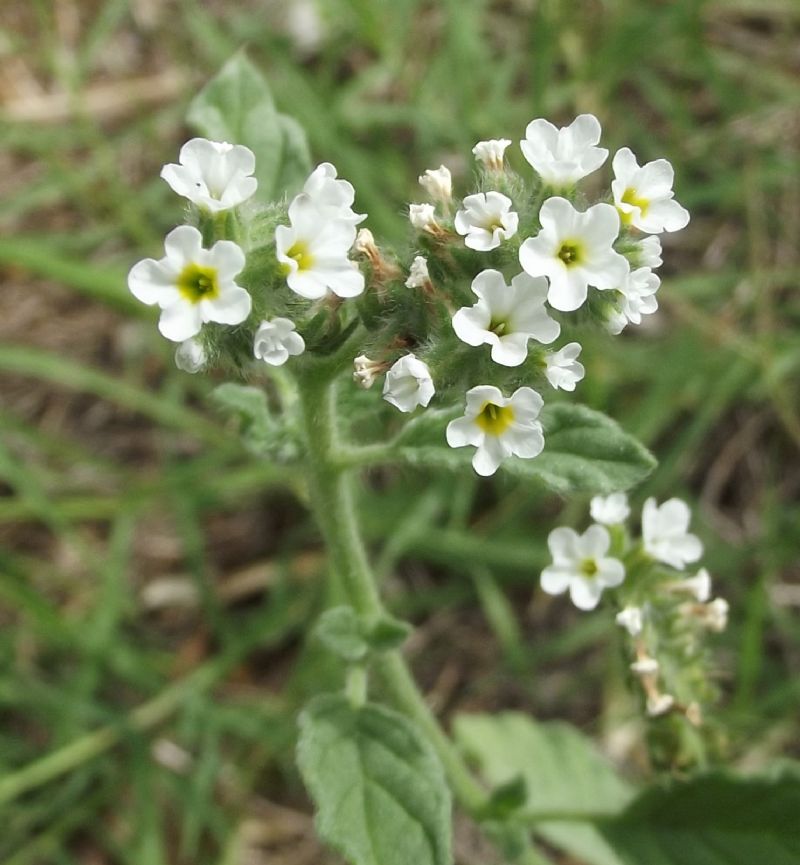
[540,524,625,610]
[520,114,608,187]
[646,693,675,717]
[642,497,703,570]
[382,354,435,412]
[174,338,207,374]
[519,197,629,311]
[454,192,518,252]
[160,138,257,212]
[612,148,690,233]
[609,267,660,334]
[591,492,630,525]
[303,162,366,225]
[452,270,560,367]
[616,605,643,636]
[472,139,511,172]
[353,355,382,389]
[409,203,439,233]
[446,385,544,477]
[128,226,251,342]
[405,256,431,289]
[275,194,364,300]
[702,598,729,632]
[253,317,305,366]
[670,567,712,603]
[544,342,585,391]
[418,165,452,204]
[636,235,663,269]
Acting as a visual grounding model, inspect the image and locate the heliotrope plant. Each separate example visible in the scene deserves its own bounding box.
[120,55,776,865]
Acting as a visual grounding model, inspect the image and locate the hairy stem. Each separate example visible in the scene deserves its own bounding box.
[296,372,488,816]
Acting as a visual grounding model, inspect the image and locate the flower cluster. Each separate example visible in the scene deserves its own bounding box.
[128,140,367,376]
[351,114,688,476]
[128,117,688,479]
[540,493,727,730]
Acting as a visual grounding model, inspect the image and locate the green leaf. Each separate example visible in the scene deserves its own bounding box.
[297,695,452,865]
[599,772,800,865]
[187,52,311,201]
[454,712,634,865]
[389,403,656,494]
[315,607,413,661]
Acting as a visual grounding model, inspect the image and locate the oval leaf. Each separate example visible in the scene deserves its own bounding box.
[298,695,452,865]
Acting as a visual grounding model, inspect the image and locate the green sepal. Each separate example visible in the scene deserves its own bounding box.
[315,606,413,662]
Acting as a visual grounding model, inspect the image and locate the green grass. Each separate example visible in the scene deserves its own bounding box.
[1,0,799,861]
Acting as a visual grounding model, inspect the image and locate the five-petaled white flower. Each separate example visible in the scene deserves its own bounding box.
[472,139,511,172]
[253,317,306,366]
[303,162,365,225]
[174,338,207,374]
[608,267,661,334]
[275,194,364,300]
[128,225,251,342]
[454,192,518,252]
[519,197,629,311]
[446,385,544,477]
[544,342,585,391]
[160,138,257,212]
[520,114,608,187]
[642,497,703,570]
[452,269,560,367]
[382,354,435,413]
[541,524,625,610]
[418,165,452,205]
[612,148,690,234]
[590,492,630,525]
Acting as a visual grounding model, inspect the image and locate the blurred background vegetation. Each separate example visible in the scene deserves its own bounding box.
[0,0,798,862]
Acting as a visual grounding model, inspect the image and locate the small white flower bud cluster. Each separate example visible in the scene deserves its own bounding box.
[541,493,727,730]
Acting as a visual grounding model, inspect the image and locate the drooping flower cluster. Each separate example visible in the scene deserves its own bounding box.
[540,492,726,730]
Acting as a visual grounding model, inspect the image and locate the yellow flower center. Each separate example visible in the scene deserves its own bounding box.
[557,240,583,267]
[177,263,220,304]
[619,187,650,224]
[286,240,315,272]
[476,401,514,435]
[580,558,599,578]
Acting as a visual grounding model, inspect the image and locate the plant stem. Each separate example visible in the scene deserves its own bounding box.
[296,373,488,817]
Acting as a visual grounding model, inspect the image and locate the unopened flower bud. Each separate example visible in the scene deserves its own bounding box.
[472,139,511,172]
[355,228,377,255]
[630,655,659,675]
[175,338,207,374]
[670,568,712,603]
[405,255,431,289]
[408,203,439,234]
[615,605,643,636]
[646,693,675,717]
[685,701,703,726]
[702,597,729,632]
[418,165,452,205]
[353,354,382,389]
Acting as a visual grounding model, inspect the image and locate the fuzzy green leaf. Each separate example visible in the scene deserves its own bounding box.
[599,772,800,865]
[187,52,311,201]
[455,712,633,865]
[298,695,452,865]
[387,403,655,494]
[315,608,413,662]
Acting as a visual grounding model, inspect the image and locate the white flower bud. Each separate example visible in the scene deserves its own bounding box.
[702,597,729,632]
[408,203,439,233]
[630,656,659,675]
[418,165,452,204]
[672,568,712,603]
[382,354,435,413]
[646,693,675,717]
[175,338,207,374]
[472,139,511,172]
[405,256,430,289]
[353,354,381,389]
[355,228,376,255]
[615,605,643,636]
